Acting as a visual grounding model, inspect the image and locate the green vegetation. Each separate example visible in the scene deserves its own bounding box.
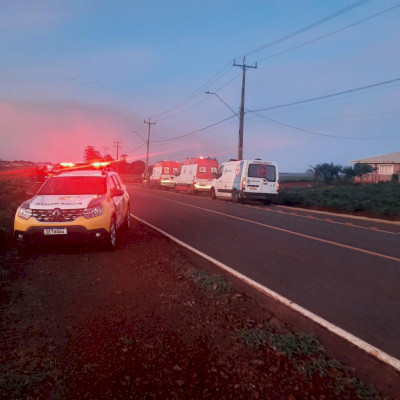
[310,163,375,184]
[279,172,314,183]
[0,176,30,246]
[186,269,232,294]
[239,322,382,400]
[276,182,400,218]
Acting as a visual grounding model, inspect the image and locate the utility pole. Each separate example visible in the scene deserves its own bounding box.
[233,57,257,160]
[114,140,122,161]
[103,146,109,158]
[143,118,156,186]
[114,140,122,171]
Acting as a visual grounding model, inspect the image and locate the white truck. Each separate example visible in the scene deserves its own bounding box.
[210,159,279,204]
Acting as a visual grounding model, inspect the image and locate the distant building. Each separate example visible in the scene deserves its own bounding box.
[351,151,400,183]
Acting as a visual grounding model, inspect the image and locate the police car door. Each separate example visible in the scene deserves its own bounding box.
[109,175,125,228]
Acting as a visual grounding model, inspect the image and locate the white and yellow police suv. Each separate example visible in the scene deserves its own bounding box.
[210,159,279,204]
[14,167,130,250]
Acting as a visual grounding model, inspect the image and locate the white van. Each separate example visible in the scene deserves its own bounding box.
[149,161,180,189]
[210,159,279,204]
[174,157,219,193]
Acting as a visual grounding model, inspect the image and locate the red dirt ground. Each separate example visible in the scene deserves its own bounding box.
[0,219,398,400]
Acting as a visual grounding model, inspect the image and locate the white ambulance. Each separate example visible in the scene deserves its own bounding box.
[210,159,279,204]
[174,157,219,194]
[149,161,180,189]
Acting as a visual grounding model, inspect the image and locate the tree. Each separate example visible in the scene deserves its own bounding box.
[130,160,145,174]
[104,154,114,162]
[311,163,342,184]
[353,163,375,178]
[83,146,102,163]
[342,163,375,182]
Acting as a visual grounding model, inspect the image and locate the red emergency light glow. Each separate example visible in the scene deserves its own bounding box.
[92,162,109,167]
[60,162,75,167]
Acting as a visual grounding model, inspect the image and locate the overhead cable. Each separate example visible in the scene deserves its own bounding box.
[250,111,400,140]
[242,0,370,58]
[150,62,233,120]
[255,3,400,64]
[151,115,236,143]
[250,78,400,113]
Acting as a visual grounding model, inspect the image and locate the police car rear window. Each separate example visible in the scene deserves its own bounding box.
[248,164,276,181]
[38,176,107,195]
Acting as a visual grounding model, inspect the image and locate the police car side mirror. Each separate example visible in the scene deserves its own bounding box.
[111,188,124,197]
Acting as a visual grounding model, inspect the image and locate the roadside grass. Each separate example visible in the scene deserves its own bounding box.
[0,175,30,244]
[239,321,382,400]
[276,182,400,218]
[279,172,314,183]
[186,269,233,295]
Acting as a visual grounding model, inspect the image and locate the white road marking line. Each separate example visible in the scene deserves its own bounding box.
[135,192,400,263]
[131,213,400,373]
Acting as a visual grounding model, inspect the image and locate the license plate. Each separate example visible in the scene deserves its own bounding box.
[249,186,257,191]
[44,228,67,235]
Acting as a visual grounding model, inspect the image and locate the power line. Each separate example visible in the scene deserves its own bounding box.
[249,111,400,140]
[147,1,390,126]
[150,62,233,120]
[149,2,372,122]
[255,3,400,64]
[125,143,145,155]
[152,115,236,143]
[242,0,370,58]
[249,78,400,113]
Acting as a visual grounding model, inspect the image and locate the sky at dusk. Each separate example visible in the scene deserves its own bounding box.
[1,0,399,172]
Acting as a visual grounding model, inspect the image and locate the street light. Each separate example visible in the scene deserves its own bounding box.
[205,91,238,117]
[205,91,241,159]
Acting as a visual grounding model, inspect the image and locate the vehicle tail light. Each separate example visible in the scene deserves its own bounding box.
[276,181,280,191]
[241,177,246,190]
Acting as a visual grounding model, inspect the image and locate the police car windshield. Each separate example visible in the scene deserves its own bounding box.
[38,176,107,195]
[248,164,276,181]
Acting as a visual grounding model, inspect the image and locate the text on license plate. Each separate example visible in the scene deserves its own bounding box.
[249,186,257,190]
[44,228,67,235]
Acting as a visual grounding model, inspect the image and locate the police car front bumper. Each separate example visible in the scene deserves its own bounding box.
[14,226,109,244]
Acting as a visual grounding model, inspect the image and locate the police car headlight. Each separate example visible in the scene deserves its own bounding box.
[17,207,33,220]
[83,206,104,219]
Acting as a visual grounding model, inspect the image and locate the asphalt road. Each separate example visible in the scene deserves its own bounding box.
[128,185,400,360]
